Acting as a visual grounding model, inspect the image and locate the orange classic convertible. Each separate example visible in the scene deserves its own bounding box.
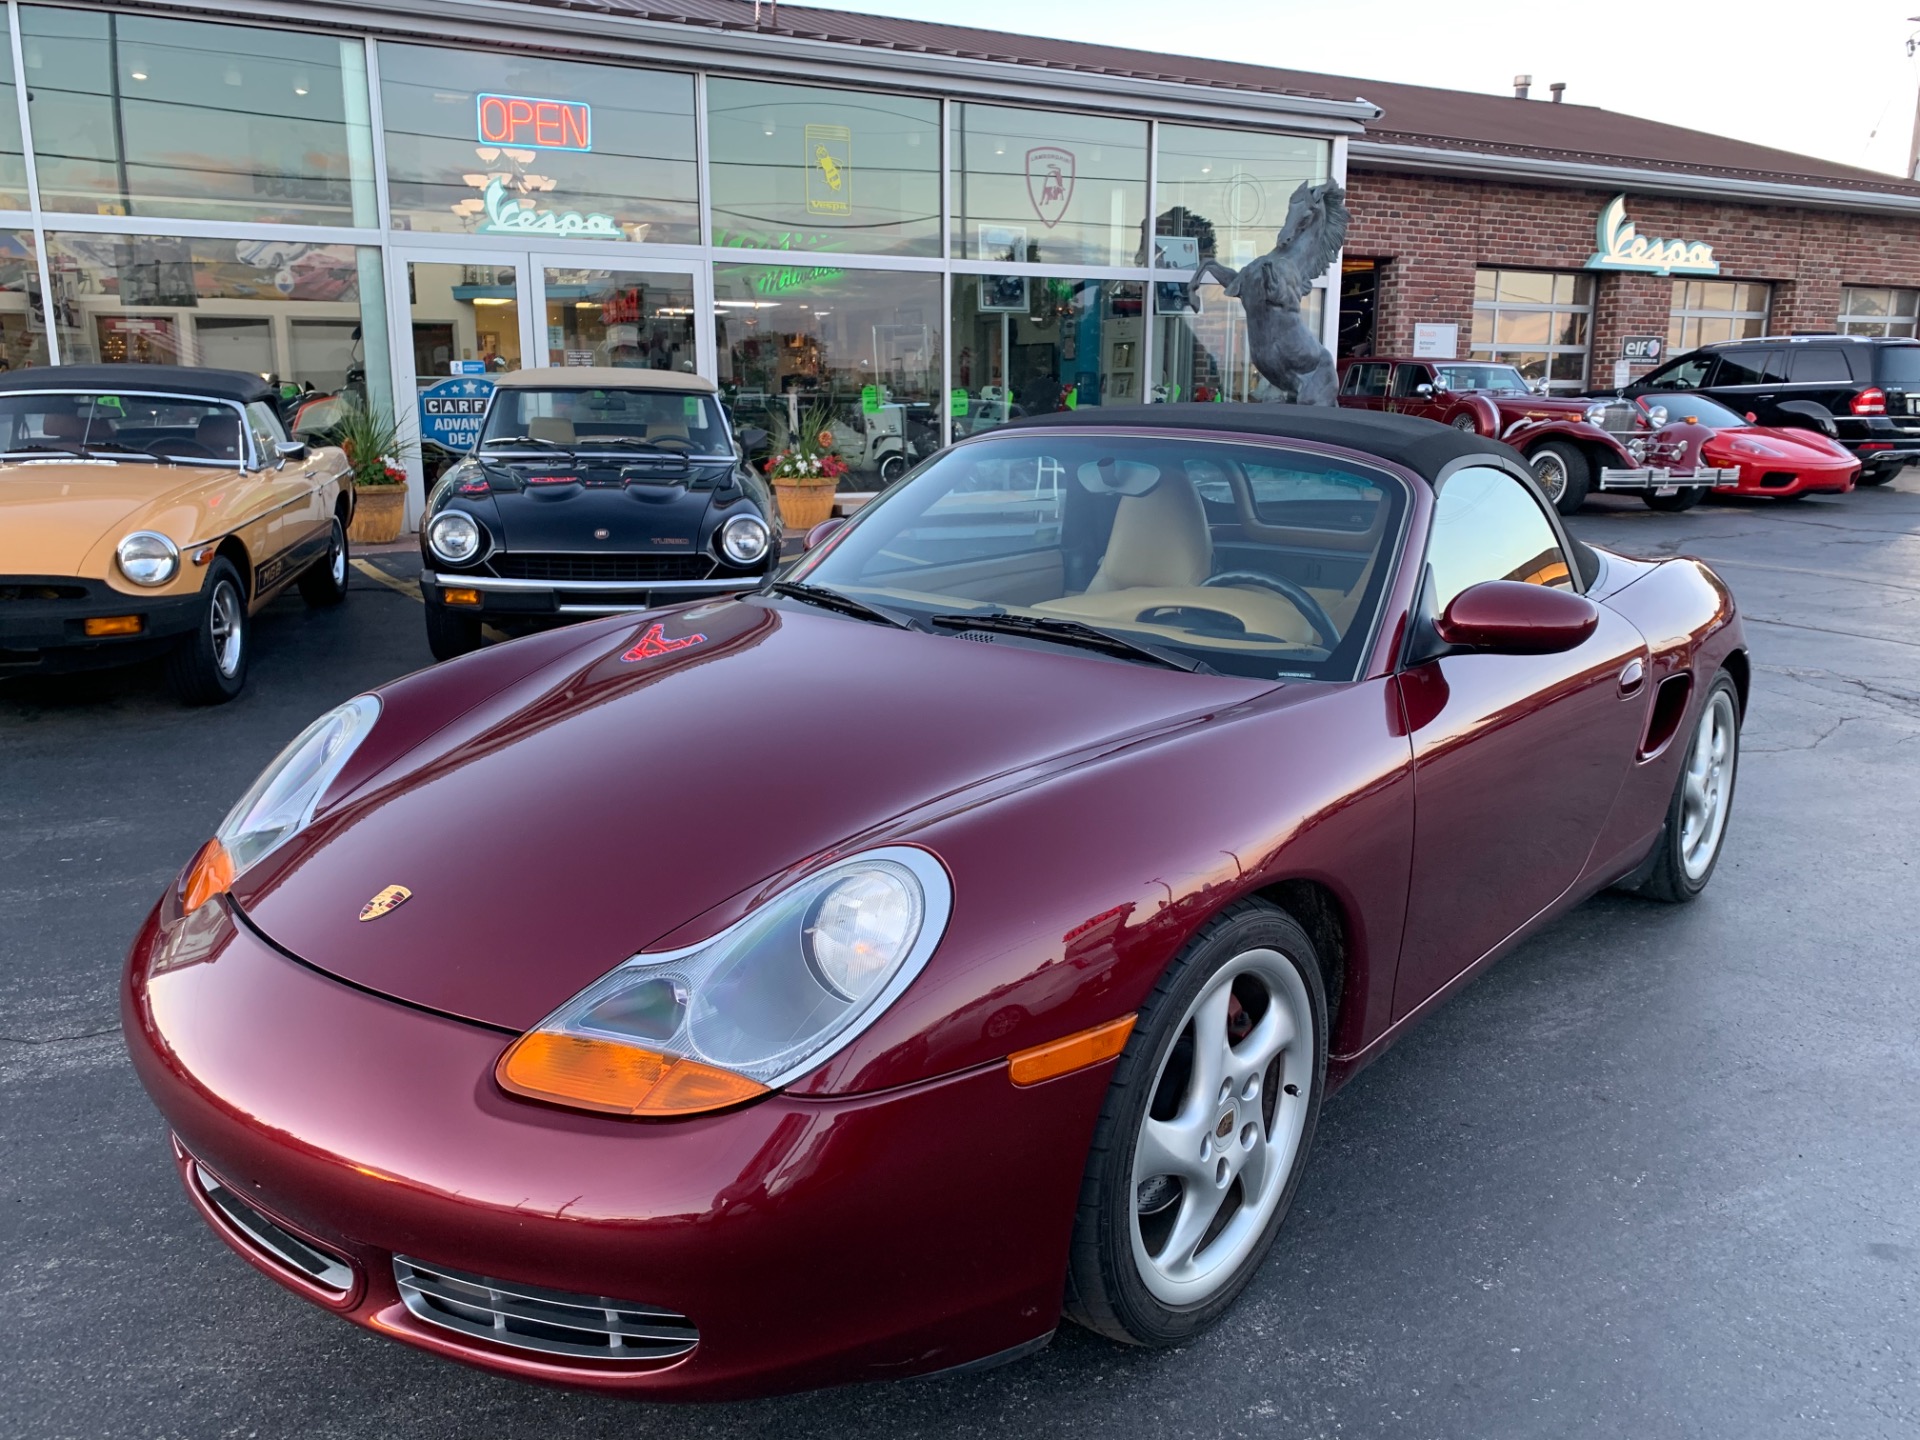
[0,366,355,703]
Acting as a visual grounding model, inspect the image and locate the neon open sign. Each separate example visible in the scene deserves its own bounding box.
[475,93,592,152]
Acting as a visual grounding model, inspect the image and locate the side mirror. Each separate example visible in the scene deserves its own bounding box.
[1413,383,1435,399]
[1434,580,1599,656]
[274,439,309,464]
[804,517,846,551]
[1529,378,1549,395]
[738,425,769,454]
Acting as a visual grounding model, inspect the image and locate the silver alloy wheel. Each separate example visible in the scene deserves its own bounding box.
[209,580,244,679]
[1680,687,1738,879]
[1451,413,1478,433]
[328,522,346,588]
[1531,451,1569,502]
[1129,948,1313,1308]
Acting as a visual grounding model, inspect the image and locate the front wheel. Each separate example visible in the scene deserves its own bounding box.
[1528,440,1591,515]
[298,515,350,606]
[1644,486,1706,512]
[1064,902,1326,1346]
[424,602,485,661]
[165,559,248,705]
[1636,674,1741,903]
[878,453,909,484]
[1450,412,1480,434]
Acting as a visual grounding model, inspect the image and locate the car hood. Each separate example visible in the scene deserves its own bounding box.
[232,598,1274,1031]
[468,458,730,554]
[1703,426,1857,463]
[0,461,228,575]
[1485,394,1589,421]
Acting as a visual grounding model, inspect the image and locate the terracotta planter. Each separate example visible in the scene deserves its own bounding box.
[773,479,836,532]
[348,486,407,546]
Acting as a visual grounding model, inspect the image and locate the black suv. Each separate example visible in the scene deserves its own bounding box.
[1627,334,1920,485]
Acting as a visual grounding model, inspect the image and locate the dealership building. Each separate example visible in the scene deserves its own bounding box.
[4,0,1919,508]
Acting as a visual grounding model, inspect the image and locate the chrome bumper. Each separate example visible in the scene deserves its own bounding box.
[1597,466,1742,493]
[422,570,762,615]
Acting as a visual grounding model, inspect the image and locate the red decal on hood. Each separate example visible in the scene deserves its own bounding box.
[621,623,707,662]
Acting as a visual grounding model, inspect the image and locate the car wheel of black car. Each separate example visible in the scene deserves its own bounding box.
[298,515,350,607]
[424,602,485,661]
[1528,441,1590,515]
[1643,486,1706,513]
[165,559,248,706]
[1636,674,1741,904]
[1065,901,1326,1347]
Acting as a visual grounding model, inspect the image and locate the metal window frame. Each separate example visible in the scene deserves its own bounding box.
[1469,267,1596,394]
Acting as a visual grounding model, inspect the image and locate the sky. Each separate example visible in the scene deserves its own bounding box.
[835,0,1920,180]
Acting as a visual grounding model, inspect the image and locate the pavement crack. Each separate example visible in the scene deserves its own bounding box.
[0,1024,118,1045]
[1745,614,1920,649]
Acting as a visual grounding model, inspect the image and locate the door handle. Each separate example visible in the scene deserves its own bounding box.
[1618,658,1646,696]
[1754,393,1776,401]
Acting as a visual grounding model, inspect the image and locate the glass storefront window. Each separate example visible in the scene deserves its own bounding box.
[379,43,698,243]
[1470,269,1593,392]
[714,264,940,488]
[542,268,696,371]
[1669,279,1769,350]
[1839,285,1920,338]
[0,28,27,209]
[21,7,376,226]
[952,274,1143,435]
[1154,125,1330,269]
[950,105,1147,268]
[1154,278,1324,403]
[45,232,390,407]
[707,79,940,257]
[0,233,50,369]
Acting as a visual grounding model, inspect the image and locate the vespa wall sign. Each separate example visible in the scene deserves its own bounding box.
[1027,147,1076,228]
[474,177,620,239]
[1586,195,1719,276]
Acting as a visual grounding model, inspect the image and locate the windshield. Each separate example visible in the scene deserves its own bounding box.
[1639,393,1747,429]
[0,392,247,464]
[480,386,729,454]
[1433,365,1531,394]
[792,432,1409,682]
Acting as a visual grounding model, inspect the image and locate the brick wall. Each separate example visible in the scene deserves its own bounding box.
[1344,168,1920,385]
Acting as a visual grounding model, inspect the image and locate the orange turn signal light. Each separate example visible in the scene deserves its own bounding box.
[496,1032,768,1118]
[441,587,481,607]
[181,838,234,914]
[84,615,143,637]
[1008,1014,1137,1087]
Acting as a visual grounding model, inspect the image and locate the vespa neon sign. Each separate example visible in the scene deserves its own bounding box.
[474,177,620,239]
[1586,195,1719,276]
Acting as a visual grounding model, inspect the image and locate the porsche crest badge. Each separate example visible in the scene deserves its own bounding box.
[358,885,412,922]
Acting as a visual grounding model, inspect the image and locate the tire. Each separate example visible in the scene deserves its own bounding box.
[165,559,248,705]
[297,515,350,606]
[1636,674,1741,903]
[1858,466,1896,487]
[1064,902,1326,1346]
[878,453,909,484]
[1450,412,1480,434]
[424,601,485,661]
[1643,486,1706,512]
[1528,441,1591,515]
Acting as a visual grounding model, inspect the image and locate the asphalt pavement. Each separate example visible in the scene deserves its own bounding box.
[4,484,1917,1439]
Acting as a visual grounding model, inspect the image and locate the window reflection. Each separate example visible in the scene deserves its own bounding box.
[1154,125,1330,269]
[0,233,49,370]
[950,105,1147,268]
[715,264,941,489]
[22,6,376,226]
[951,276,1142,436]
[1154,279,1323,403]
[543,269,696,372]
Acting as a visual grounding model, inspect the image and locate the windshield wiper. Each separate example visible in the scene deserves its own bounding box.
[481,435,574,454]
[928,610,1214,673]
[766,580,918,630]
[2,443,83,457]
[574,435,689,453]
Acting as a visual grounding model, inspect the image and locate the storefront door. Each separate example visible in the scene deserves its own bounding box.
[526,258,708,379]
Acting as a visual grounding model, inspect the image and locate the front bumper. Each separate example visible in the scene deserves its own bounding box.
[422,568,765,622]
[123,897,1099,1400]
[1596,466,1743,494]
[0,575,201,674]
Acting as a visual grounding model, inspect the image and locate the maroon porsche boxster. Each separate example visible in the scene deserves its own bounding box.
[123,405,1746,1400]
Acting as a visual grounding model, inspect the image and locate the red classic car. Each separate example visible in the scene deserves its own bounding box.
[1337,358,1742,513]
[1616,392,1860,499]
[123,405,1746,1400]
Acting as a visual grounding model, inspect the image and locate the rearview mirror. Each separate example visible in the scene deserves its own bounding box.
[804,517,846,551]
[1434,580,1599,656]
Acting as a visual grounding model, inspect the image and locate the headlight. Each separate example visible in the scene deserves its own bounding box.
[116,531,179,587]
[180,696,381,911]
[718,511,771,566]
[1582,403,1609,426]
[427,510,484,565]
[496,847,950,1117]
[1731,438,1784,458]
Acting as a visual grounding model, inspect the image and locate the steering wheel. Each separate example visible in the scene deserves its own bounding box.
[1201,571,1339,648]
[148,439,217,460]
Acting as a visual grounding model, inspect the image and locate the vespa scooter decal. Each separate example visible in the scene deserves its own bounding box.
[621,624,707,663]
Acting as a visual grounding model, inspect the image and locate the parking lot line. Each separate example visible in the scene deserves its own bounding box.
[350,558,422,603]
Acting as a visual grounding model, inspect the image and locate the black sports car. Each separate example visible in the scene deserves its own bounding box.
[419,369,781,659]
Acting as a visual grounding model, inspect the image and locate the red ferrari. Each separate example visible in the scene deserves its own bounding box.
[1638,392,1860,498]
[124,406,1746,1400]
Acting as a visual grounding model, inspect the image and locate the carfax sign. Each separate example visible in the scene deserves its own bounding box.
[418,376,495,452]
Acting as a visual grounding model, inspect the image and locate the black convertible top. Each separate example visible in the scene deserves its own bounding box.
[1005,402,1520,482]
[0,364,274,406]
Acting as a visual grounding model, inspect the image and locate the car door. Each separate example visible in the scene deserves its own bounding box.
[236,401,331,600]
[1391,465,1651,1020]
[1387,362,1439,419]
[1628,350,1714,400]
[1781,343,1858,422]
[1339,361,1392,413]
[1704,347,1788,425]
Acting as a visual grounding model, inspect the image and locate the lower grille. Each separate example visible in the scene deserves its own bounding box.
[190,1162,355,1296]
[491,553,717,583]
[393,1256,698,1362]
[0,583,88,602]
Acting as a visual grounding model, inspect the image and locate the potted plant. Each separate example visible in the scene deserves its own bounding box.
[336,400,416,546]
[765,403,848,531]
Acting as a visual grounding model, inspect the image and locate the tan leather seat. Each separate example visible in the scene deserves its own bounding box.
[41,413,87,443]
[1085,471,1212,593]
[528,416,576,444]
